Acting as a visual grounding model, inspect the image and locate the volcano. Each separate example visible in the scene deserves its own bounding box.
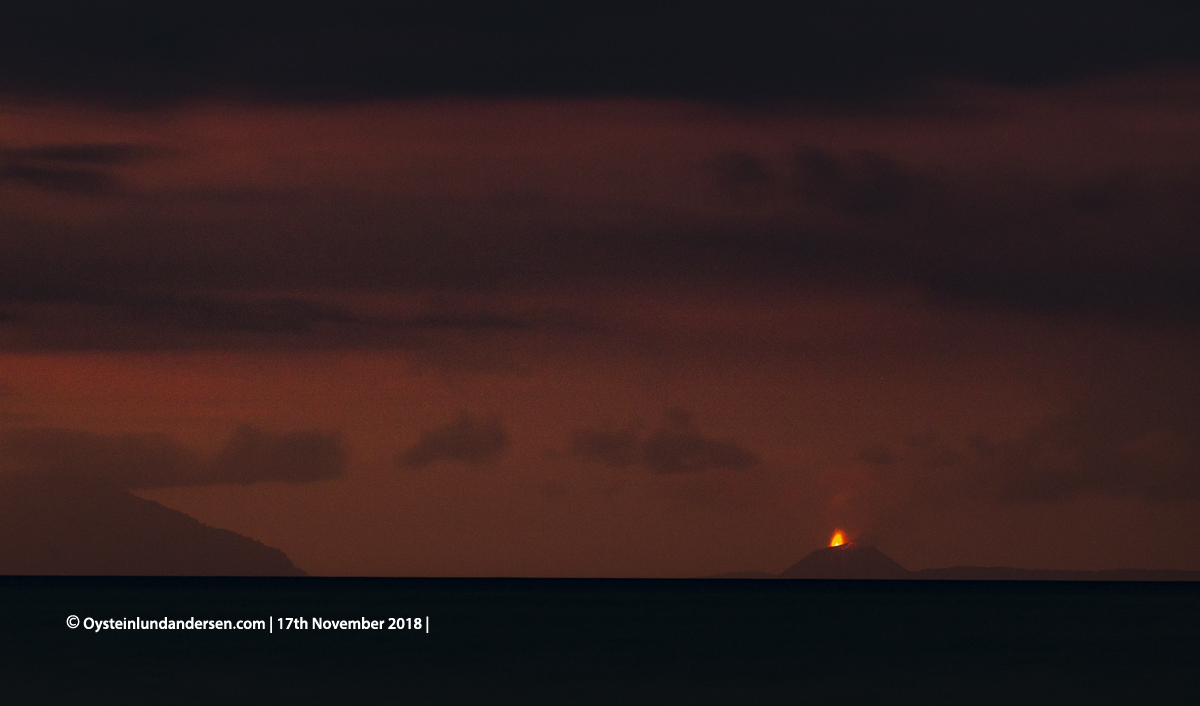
[709,536,1200,580]
[779,542,911,580]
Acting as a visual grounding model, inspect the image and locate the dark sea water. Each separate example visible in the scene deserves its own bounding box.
[5,577,1199,704]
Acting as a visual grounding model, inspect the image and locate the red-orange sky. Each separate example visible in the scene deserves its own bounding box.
[3,2,1200,576]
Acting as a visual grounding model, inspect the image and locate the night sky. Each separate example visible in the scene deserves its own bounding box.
[2,0,1200,576]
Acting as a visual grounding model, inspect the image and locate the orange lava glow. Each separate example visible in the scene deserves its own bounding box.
[829,530,846,547]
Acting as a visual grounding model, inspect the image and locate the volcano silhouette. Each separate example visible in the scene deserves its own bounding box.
[779,542,911,580]
[710,540,1200,580]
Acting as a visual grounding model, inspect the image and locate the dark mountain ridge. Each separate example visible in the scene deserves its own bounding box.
[914,566,1200,581]
[0,475,304,576]
[711,542,1200,580]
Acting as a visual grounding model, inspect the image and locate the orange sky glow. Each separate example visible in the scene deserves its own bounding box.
[3,74,1200,575]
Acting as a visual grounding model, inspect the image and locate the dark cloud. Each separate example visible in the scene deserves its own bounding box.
[0,81,1198,351]
[859,372,1200,503]
[792,148,911,216]
[705,146,1200,320]
[976,369,1200,502]
[120,296,358,335]
[1,1,1198,105]
[0,142,167,194]
[573,410,760,474]
[0,163,114,194]
[0,425,346,488]
[571,429,640,468]
[0,291,590,351]
[642,410,760,474]
[711,152,777,202]
[397,413,508,470]
[7,138,1197,340]
[212,426,346,485]
[857,444,897,466]
[1,143,167,165]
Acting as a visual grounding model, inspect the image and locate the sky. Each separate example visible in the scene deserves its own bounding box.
[2,1,1200,576]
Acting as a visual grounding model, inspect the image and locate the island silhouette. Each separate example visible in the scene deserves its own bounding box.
[0,475,304,576]
[711,534,1200,581]
[4,485,1198,580]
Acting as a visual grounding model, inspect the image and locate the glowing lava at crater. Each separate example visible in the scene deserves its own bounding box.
[829,530,847,547]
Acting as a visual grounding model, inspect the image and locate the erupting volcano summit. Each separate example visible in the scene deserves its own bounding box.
[779,536,911,580]
[708,530,1200,580]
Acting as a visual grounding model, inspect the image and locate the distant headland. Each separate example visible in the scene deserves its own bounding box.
[0,475,304,576]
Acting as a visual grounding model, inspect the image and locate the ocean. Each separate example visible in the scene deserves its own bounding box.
[5,577,1198,704]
